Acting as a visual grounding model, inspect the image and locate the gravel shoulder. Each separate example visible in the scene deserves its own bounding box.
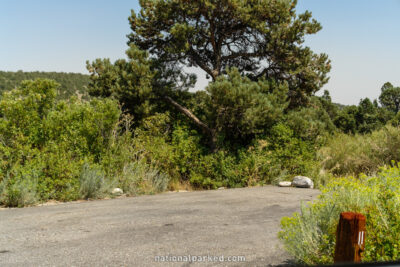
[0,186,319,266]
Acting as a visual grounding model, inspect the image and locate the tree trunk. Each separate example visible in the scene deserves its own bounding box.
[164,96,217,152]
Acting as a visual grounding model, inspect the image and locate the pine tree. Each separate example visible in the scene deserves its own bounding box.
[128,0,331,106]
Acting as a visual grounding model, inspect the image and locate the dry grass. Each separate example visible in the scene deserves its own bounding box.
[319,125,400,176]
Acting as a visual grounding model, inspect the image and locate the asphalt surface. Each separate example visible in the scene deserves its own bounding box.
[0,186,319,266]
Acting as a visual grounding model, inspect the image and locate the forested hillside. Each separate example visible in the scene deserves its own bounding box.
[0,71,89,99]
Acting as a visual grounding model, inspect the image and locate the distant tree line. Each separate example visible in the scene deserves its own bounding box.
[331,82,400,134]
[0,71,90,99]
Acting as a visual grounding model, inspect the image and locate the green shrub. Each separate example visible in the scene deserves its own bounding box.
[190,150,240,189]
[206,68,288,145]
[266,123,320,181]
[0,79,126,206]
[319,125,400,176]
[0,164,40,207]
[284,104,335,143]
[235,138,300,186]
[132,114,205,186]
[333,98,389,134]
[236,141,273,186]
[279,165,400,265]
[117,160,169,196]
[79,163,112,200]
[37,144,81,201]
[44,97,121,160]
[170,125,203,180]
[363,166,400,262]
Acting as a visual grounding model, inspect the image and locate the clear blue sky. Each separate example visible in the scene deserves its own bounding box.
[1,0,400,105]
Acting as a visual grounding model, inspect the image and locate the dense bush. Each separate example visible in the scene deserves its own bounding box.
[132,113,322,190]
[333,98,394,135]
[117,160,169,196]
[2,77,387,209]
[284,102,336,143]
[0,162,40,207]
[0,77,351,208]
[0,79,169,206]
[87,45,155,125]
[206,68,289,146]
[279,165,400,265]
[79,163,111,200]
[319,125,400,176]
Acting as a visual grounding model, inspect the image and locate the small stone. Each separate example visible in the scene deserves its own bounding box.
[111,188,123,195]
[292,176,314,189]
[218,187,225,190]
[278,181,292,187]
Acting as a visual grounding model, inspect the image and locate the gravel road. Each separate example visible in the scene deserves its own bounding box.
[0,186,319,266]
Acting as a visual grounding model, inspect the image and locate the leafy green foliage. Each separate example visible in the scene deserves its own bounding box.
[330,82,400,135]
[356,98,384,133]
[284,104,336,143]
[86,0,334,153]
[279,165,400,265]
[0,79,169,206]
[128,108,323,190]
[379,82,400,113]
[334,105,359,134]
[334,98,389,134]
[267,123,317,177]
[87,45,155,124]
[5,2,400,215]
[190,151,239,189]
[0,70,89,100]
[318,90,339,120]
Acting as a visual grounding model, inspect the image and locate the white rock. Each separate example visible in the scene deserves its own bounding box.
[218,187,225,190]
[111,188,123,195]
[278,181,292,187]
[292,176,314,189]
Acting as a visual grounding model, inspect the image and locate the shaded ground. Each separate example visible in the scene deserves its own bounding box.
[0,186,319,266]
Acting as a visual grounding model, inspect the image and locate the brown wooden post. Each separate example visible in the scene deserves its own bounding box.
[334,212,366,263]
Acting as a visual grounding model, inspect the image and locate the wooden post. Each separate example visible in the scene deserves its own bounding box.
[334,212,366,263]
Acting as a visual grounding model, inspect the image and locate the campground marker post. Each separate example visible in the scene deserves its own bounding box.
[334,212,366,263]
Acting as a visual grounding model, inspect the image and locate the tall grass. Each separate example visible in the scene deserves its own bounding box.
[319,125,400,176]
[117,160,170,196]
[79,163,114,200]
[0,169,39,207]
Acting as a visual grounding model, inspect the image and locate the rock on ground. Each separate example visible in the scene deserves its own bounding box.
[278,181,292,187]
[111,188,123,195]
[292,176,314,189]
